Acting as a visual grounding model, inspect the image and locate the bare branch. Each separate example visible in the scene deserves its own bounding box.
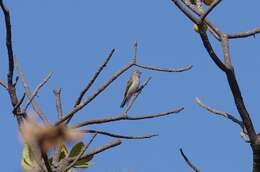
[14,58,50,125]
[83,129,158,139]
[171,0,199,24]
[198,31,227,71]
[64,133,97,171]
[71,107,184,128]
[12,93,26,115]
[53,88,63,119]
[24,72,53,113]
[55,40,191,126]
[175,0,257,145]
[0,0,24,125]
[221,34,233,70]
[180,148,200,172]
[195,97,243,129]
[135,64,193,72]
[0,80,7,89]
[201,0,222,21]
[0,0,14,87]
[226,70,257,143]
[198,23,256,144]
[74,49,115,107]
[79,139,122,161]
[52,88,64,167]
[55,62,135,126]
[180,0,221,40]
[125,77,152,114]
[228,27,260,39]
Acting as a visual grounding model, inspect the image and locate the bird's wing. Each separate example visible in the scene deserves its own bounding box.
[124,76,133,98]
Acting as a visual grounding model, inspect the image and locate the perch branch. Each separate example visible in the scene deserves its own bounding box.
[56,62,135,126]
[125,77,152,114]
[71,107,184,128]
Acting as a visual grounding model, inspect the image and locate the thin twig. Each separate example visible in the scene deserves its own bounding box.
[64,133,97,171]
[82,129,158,139]
[78,139,122,161]
[0,80,7,89]
[24,72,53,113]
[180,148,200,172]
[14,57,50,125]
[135,64,193,72]
[172,0,199,24]
[74,49,115,107]
[195,97,243,129]
[12,93,26,114]
[228,27,260,39]
[53,88,63,119]
[71,107,184,128]
[201,0,222,21]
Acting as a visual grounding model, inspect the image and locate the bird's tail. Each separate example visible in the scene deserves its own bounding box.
[120,97,128,108]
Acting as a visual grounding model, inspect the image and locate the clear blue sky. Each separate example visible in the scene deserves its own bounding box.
[1,0,260,171]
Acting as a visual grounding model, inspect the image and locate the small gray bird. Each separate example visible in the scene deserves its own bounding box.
[120,70,141,108]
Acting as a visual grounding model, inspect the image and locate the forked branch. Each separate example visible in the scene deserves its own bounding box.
[173,0,257,144]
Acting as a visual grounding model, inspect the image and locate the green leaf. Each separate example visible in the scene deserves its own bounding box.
[69,142,84,158]
[59,144,69,160]
[74,155,94,168]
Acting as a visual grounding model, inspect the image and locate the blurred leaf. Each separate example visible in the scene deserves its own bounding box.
[21,144,36,171]
[48,157,53,165]
[21,159,32,171]
[74,155,94,168]
[69,142,84,158]
[59,144,69,160]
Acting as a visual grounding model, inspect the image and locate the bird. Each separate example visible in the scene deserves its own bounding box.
[120,70,141,108]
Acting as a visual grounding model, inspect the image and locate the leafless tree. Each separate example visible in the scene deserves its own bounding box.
[0,1,192,172]
[171,0,260,171]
